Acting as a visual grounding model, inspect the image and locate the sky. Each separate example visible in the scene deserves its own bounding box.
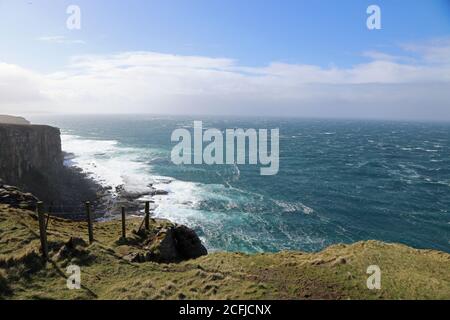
[1,0,450,120]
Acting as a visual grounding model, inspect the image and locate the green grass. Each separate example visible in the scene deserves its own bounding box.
[0,204,449,300]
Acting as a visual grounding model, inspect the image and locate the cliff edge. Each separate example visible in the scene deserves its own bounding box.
[0,123,63,189]
[0,203,448,300]
[0,118,101,211]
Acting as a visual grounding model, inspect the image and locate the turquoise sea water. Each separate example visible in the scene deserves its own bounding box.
[30,115,450,253]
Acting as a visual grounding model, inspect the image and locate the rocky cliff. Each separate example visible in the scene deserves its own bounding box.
[0,122,99,209]
[0,124,63,196]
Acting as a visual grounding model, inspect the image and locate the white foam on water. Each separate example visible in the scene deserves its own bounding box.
[60,133,319,252]
[273,200,314,215]
[61,134,207,226]
[62,134,152,194]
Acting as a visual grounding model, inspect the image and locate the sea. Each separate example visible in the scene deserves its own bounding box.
[28,114,450,253]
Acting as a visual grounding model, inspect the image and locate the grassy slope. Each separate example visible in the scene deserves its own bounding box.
[0,204,449,300]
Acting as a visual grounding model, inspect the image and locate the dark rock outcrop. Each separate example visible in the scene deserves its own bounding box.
[147,223,207,262]
[110,185,169,215]
[173,225,208,259]
[122,220,208,263]
[53,237,94,266]
[0,184,38,211]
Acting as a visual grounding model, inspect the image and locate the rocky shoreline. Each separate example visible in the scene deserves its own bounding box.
[0,121,107,216]
[106,183,168,215]
[0,116,172,221]
[0,151,167,221]
[0,157,169,221]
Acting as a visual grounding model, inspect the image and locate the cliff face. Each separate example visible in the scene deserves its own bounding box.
[0,124,63,189]
[0,123,71,205]
[0,122,100,212]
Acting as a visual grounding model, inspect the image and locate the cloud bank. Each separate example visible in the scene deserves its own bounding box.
[1,39,450,120]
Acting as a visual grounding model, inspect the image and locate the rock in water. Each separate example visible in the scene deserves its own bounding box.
[153,189,169,196]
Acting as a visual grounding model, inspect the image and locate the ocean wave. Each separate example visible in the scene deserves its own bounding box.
[273,200,314,215]
[62,134,152,194]
[61,134,210,229]
[61,134,317,253]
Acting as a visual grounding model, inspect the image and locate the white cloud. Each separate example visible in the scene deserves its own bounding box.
[0,63,50,112]
[1,39,450,120]
[37,36,86,45]
[361,51,416,64]
[402,38,450,64]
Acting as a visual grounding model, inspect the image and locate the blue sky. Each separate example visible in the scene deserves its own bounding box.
[1,0,450,70]
[1,0,450,119]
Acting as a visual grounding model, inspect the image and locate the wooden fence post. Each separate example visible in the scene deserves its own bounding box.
[121,206,126,239]
[144,201,150,230]
[85,201,94,244]
[45,201,53,230]
[37,201,48,259]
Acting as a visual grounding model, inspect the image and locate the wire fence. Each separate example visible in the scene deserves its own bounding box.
[36,200,154,259]
[40,201,158,220]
